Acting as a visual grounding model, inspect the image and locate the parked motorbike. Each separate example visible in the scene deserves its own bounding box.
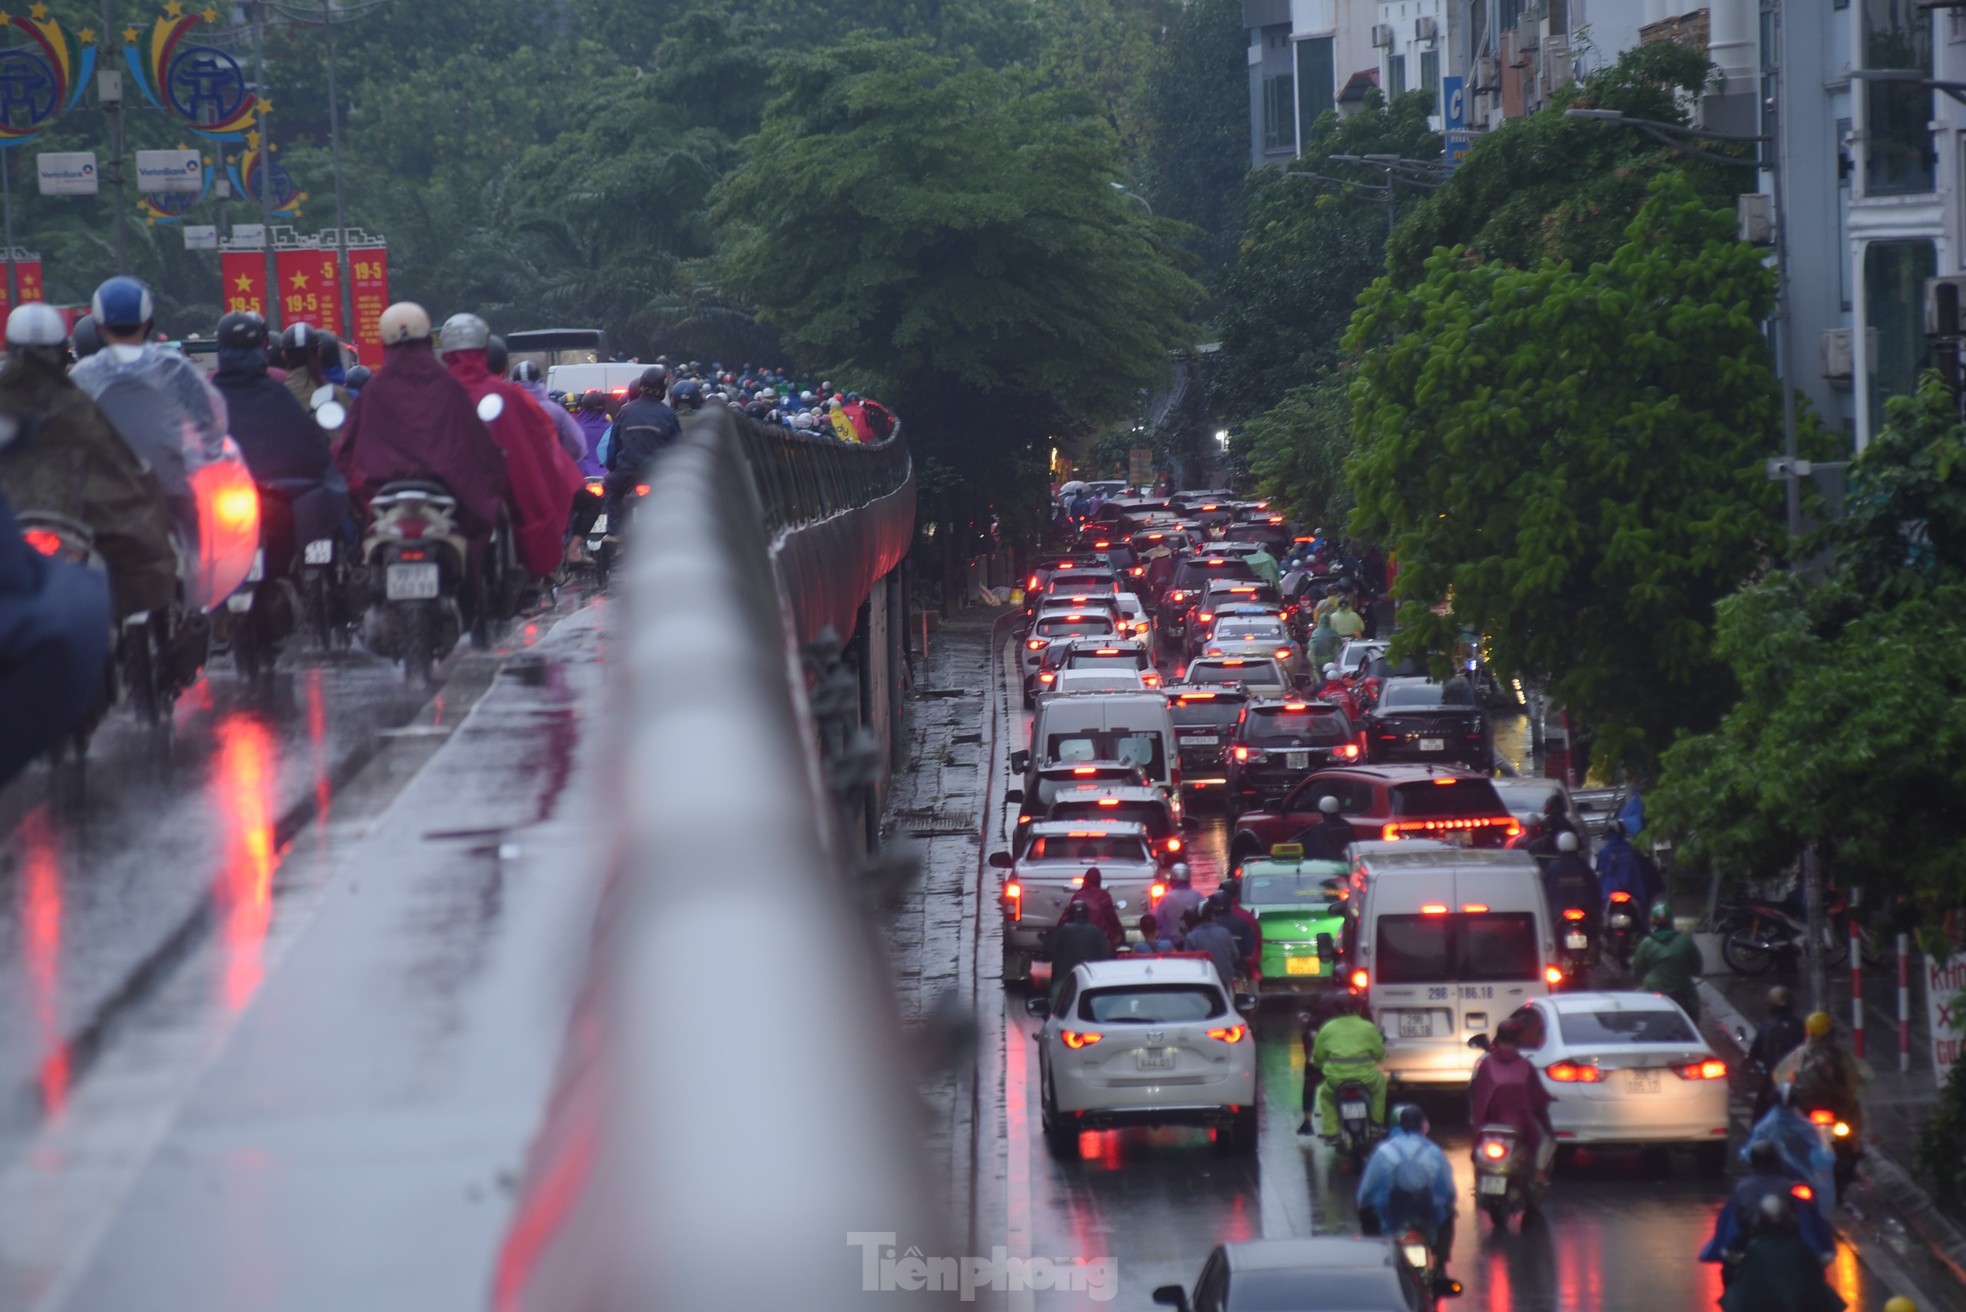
[1555,906,1596,988]
[1472,1123,1545,1230]
[1715,889,1875,975]
[1602,891,1641,968]
[359,480,467,686]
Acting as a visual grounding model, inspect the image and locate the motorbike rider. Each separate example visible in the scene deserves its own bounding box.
[210,312,349,580]
[343,365,372,397]
[1046,901,1111,1007]
[1156,863,1203,947]
[0,486,112,785]
[1776,1011,1871,1197]
[509,360,587,464]
[1218,875,1263,983]
[275,323,353,418]
[1300,794,1357,862]
[438,313,582,581]
[1700,1139,1835,1283]
[0,303,179,622]
[1064,868,1125,950]
[70,313,101,361]
[1358,1105,1457,1271]
[571,390,610,478]
[1469,1017,1556,1183]
[1524,794,1581,860]
[603,365,681,514]
[1313,663,1362,721]
[1540,830,1601,930]
[1629,901,1703,1019]
[1185,899,1242,991]
[71,276,229,555]
[1312,991,1388,1142]
[1749,987,1808,1119]
[1595,819,1655,908]
[335,303,507,561]
[1717,1192,1848,1312]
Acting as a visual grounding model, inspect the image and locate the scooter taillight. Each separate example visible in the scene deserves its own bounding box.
[1478,1138,1510,1161]
[394,517,428,539]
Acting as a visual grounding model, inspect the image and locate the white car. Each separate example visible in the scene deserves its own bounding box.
[1203,619,1304,679]
[1498,991,1730,1167]
[1337,639,1389,675]
[1183,655,1291,697]
[1029,957,1258,1159]
[1115,591,1154,642]
[1046,668,1148,699]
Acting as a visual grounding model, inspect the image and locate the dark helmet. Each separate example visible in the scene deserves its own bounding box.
[276,320,318,365]
[70,314,102,359]
[345,364,372,390]
[1495,1017,1526,1047]
[315,329,343,373]
[218,310,269,351]
[511,360,544,384]
[1746,1139,1783,1174]
[580,388,607,411]
[1206,891,1231,914]
[638,365,669,395]
[669,378,705,412]
[485,334,508,377]
[1396,1104,1428,1136]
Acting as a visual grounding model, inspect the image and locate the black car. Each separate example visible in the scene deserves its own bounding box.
[1225,698,1362,816]
[1007,759,1151,837]
[1165,684,1251,799]
[1365,676,1491,772]
[1159,554,1260,640]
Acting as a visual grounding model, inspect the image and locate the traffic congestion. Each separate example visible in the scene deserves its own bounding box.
[970,483,1916,1311]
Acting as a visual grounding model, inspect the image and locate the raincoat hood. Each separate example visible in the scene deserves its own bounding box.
[443,346,580,576]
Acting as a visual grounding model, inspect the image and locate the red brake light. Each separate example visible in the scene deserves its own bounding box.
[1199,612,1214,623]
[1039,673,1055,683]
[1283,702,1308,712]
[1420,904,1448,915]
[1337,743,1360,760]
[1808,1110,1836,1127]
[1677,1059,1728,1081]
[1433,777,1458,786]
[1544,965,1564,986]
[1027,638,1047,650]
[1464,903,1489,914]
[1150,883,1166,901]
[1276,649,1294,659]
[1480,1139,1510,1160]
[22,528,61,556]
[1096,797,1121,808]
[1028,575,1039,590]
[1072,766,1098,776]
[1206,1025,1246,1043]
[1562,907,1586,921]
[1609,891,1633,904]
[1004,882,1022,898]
[1233,747,1250,761]
[1094,648,1119,655]
[1791,1183,1814,1202]
[1166,837,1183,853]
[1061,1031,1103,1050]
[1349,970,1368,990]
[634,483,651,497]
[214,485,259,530]
[399,548,428,561]
[1545,1062,1603,1084]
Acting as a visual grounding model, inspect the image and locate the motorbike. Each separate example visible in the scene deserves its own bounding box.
[1716,891,1875,975]
[1602,891,1641,968]
[1396,1227,1462,1307]
[594,477,652,592]
[18,512,117,758]
[1555,906,1596,988]
[1472,1123,1545,1230]
[218,478,311,682]
[1803,1105,1861,1202]
[1332,1078,1380,1169]
[359,480,468,686]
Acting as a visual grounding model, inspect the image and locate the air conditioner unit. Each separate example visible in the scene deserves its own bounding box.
[1737,193,1775,246]
[1821,329,1854,382]
[1474,54,1499,87]
[1926,274,1966,334]
[1372,23,1395,48]
[1415,16,1440,42]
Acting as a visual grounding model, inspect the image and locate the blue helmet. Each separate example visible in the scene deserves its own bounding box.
[92,276,155,330]
[669,379,704,412]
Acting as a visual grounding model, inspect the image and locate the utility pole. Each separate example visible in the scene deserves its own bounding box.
[251,0,278,328]
[321,0,352,334]
[100,0,128,274]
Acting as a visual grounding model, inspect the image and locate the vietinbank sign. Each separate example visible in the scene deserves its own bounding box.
[36,150,96,195]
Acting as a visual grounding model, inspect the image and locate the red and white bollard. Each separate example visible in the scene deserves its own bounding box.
[1851,915,1866,1059]
[1899,932,1914,1074]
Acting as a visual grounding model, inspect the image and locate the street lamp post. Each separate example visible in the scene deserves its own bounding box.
[250,0,278,329]
[321,0,353,334]
[100,0,128,275]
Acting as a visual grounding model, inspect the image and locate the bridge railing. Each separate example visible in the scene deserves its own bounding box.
[491,402,936,1312]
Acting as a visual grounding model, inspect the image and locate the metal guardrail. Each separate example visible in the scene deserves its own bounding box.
[491,404,936,1311]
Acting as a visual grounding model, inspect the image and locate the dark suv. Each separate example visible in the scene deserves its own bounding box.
[1158,555,1260,640]
[1365,676,1491,772]
[1164,684,1251,799]
[1227,765,1520,868]
[1224,699,1362,817]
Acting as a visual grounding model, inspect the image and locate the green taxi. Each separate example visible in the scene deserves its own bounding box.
[1241,845,1348,996]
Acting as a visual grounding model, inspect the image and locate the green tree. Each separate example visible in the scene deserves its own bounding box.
[1136,0,1250,282]
[1231,373,1355,532]
[1345,174,1784,770]
[1211,90,1442,417]
[712,35,1200,539]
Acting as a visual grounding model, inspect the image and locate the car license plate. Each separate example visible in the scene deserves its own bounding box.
[385,562,440,600]
[245,549,265,583]
[1285,956,1320,976]
[1478,1175,1508,1196]
[303,539,334,565]
[1420,737,1445,752]
[1187,734,1220,745]
[1628,1069,1662,1094]
[1137,1048,1175,1071]
[1287,751,1309,770]
[1398,1012,1435,1039]
[1564,932,1589,950]
[1340,1100,1368,1119]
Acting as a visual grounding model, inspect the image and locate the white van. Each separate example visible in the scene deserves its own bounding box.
[1015,691,1180,799]
[1339,842,1555,1089]
[546,362,646,401]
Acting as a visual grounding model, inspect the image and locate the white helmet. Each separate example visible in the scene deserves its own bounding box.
[5,302,66,348]
[378,302,432,344]
[1319,795,1340,814]
[440,312,491,352]
[1556,830,1580,853]
[1323,663,1340,680]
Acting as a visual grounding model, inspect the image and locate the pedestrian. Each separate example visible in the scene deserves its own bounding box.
[1184,901,1241,991]
[1046,901,1111,1008]
[1629,902,1703,1020]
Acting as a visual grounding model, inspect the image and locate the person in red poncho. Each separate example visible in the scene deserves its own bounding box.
[336,302,506,552]
[438,313,582,579]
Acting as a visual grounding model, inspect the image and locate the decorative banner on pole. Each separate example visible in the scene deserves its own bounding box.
[275,244,340,338]
[0,12,95,149]
[348,246,388,358]
[219,247,265,316]
[229,141,301,219]
[123,6,261,141]
[0,251,43,319]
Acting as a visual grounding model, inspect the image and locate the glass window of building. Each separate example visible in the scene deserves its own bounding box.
[1863,240,1936,432]
[1296,37,1334,146]
[1388,54,1407,98]
[1862,1,1934,194]
[1263,74,1294,153]
[1421,50,1440,113]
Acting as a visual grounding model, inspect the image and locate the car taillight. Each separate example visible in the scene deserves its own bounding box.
[1479,1139,1510,1160]
[1165,837,1182,854]
[1562,907,1587,921]
[1206,1025,1246,1043]
[1061,1031,1103,1050]
[1150,883,1166,902]
[1027,575,1039,590]
[1004,882,1021,921]
[1421,904,1448,915]
[1039,673,1055,683]
[1336,743,1360,760]
[1676,1060,1728,1081]
[22,528,61,556]
[1545,1062,1603,1084]
[1233,747,1250,761]
[1143,671,1159,687]
[1276,649,1293,659]
[1544,965,1564,986]
[1350,969,1368,990]
[1171,591,1186,602]
[1199,612,1214,623]
[1027,638,1046,651]
[1207,648,1223,657]
[1833,1120,1851,1138]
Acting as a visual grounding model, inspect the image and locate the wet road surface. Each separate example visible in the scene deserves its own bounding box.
[968,631,1909,1310]
[0,606,613,1311]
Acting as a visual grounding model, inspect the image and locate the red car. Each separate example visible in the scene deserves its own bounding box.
[1226,765,1520,869]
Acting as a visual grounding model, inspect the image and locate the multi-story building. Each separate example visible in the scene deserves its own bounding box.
[1244,0,1384,166]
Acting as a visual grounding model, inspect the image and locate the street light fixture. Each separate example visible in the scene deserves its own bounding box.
[1564,106,1802,548]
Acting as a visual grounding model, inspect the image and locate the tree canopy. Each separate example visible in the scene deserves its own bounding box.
[1345,175,1784,770]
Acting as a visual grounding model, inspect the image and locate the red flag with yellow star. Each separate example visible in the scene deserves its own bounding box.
[275,246,340,337]
[220,250,265,317]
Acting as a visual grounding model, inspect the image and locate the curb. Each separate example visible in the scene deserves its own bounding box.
[1699,979,1966,1301]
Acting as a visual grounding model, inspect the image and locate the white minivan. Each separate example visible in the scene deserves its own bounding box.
[1338,841,1556,1089]
[1014,690,1180,801]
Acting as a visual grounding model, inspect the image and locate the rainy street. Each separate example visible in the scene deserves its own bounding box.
[0,601,612,1311]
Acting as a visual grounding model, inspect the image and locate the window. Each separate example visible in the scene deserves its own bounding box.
[1862,0,1935,194]
[1459,913,1539,981]
[1389,778,1505,818]
[1024,834,1151,864]
[1245,706,1350,743]
[1045,731,1167,781]
[1262,74,1294,153]
[1296,36,1335,147]
[1080,984,1226,1024]
[1375,915,1453,984]
[1388,54,1408,98]
[1374,913,1539,984]
[1864,240,1938,431]
[1556,1008,1699,1046]
[1839,118,1853,309]
[1421,49,1441,113]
